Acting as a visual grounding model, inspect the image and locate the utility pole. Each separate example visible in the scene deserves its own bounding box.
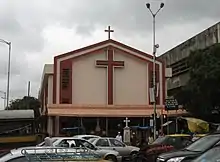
[0,39,12,110]
[0,90,6,109]
[146,2,164,140]
[27,81,31,97]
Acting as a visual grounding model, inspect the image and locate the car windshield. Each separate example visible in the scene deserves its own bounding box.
[185,135,220,152]
[152,136,167,144]
[88,138,97,143]
[83,136,95,140]
[193,147,220,162]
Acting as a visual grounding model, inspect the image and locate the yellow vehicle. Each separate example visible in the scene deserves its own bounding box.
[0,110,45,153]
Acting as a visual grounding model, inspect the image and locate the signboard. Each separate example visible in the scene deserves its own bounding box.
[165,98,178,111]
[123,127,131,144]
[150,119,153,127]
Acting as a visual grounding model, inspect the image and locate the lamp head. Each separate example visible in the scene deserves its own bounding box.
[155,44,159,48]
[146,3,150,9]
[160,3,164,8]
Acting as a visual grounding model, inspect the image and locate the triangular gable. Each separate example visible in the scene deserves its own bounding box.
[54,39,163,65]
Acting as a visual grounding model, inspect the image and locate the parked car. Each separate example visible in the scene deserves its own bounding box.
[157,133,220,162]
[89,137,140,160]
[73,135,100,140]
[39,137,121,162]
[134,134,193,162]
[0,146,107,162]
[191,134,207,142]
[152,134,193,149]
[192,146,220,162]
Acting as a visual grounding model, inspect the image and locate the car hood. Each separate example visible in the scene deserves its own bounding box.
[96,149,119,156]
[158,149,200,160]
[126,145,140,151]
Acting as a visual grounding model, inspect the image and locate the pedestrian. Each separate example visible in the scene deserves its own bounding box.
[44,133,53,146]
[158,129,164,137]
[148,133,154,144]
[116,132,122,142]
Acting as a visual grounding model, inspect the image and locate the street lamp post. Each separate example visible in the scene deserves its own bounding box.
[146,2,164,140]
[0,39,11,110]
[0,90,6,109]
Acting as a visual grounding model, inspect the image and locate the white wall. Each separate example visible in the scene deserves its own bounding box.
[47,75,53,104]
[72,51,107,105]
[114,50,149,105]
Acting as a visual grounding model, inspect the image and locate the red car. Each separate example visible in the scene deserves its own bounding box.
[133,134,193,162]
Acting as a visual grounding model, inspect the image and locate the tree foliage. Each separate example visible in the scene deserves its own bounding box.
[175,44,220,118]
[7,96,41,118]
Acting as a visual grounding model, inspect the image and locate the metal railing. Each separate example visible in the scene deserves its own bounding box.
[21,147,102,161]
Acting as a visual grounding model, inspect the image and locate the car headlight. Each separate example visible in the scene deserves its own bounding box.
[167,157,185,162]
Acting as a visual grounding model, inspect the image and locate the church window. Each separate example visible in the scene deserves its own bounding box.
[61,68,70,89]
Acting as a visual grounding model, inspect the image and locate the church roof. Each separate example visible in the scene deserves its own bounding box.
[54,39,163,63]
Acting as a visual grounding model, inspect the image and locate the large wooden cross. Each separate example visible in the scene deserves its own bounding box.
[105,26,114,39]
[96,49,124,105]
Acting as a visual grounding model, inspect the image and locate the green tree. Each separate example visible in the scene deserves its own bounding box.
[8,96,41,118]
[175,44,220,118]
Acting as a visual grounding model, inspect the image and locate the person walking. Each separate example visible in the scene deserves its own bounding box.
[148,134,154,144]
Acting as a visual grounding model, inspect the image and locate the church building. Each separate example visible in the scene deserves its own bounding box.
[39,27,185,136]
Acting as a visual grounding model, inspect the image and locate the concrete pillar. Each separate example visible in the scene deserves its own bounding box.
[106,117,108,136]
[47,116,53,136]
[55,116,60,136]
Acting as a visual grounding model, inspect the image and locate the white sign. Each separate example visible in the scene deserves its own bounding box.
[149,88,155,103]
[123,127,130,144]
[150,119,153,127]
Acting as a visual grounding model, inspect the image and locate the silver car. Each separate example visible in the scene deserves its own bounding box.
[0,146,104,162]
[38,137,122,162]
[73,134,100,140]
[89,137,140,160]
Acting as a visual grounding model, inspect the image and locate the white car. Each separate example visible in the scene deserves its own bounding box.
[0,146,104,162]
[89,137,140,160]
[73,134,100,140]
[38,137,121,162]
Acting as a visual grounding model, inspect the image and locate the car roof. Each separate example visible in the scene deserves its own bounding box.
[167,134,191,137]
[74,135,99,137]
[51,137,83,140]
[74,135,99,138]
[195,134,207,137]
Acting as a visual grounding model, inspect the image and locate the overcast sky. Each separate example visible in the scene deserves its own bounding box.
[0,0,219,108]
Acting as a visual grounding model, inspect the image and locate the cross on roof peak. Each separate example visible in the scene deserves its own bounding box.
[104,26,114,40]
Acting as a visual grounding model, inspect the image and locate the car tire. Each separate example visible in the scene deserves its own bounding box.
[105,155,117,162]
[130,151,138,159]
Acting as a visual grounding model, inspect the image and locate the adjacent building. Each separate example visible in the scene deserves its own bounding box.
[159,22,220,95]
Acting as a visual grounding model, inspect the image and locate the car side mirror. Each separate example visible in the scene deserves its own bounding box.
[94,147,98,150]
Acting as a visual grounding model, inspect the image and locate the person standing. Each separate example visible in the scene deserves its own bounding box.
[148,134,154,144]
[44,136,53,146]
[116,132,122,142]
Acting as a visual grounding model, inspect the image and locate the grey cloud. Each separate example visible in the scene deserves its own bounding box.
[55,0,220,36]
[0,0,219,100]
